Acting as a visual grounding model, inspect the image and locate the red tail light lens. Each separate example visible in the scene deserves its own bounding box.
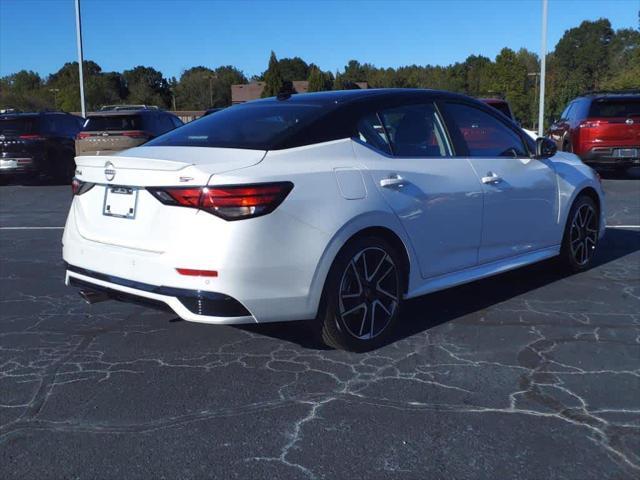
[148,182,294,220]
[579,120,608,129]
[76,132,92,140]
[71,178,95,196]
[19,134,45,140]
[121,130,148,138]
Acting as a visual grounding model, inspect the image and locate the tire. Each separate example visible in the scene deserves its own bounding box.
[559,195,600,272]
[56,153,76,184]
[316,235,404,352]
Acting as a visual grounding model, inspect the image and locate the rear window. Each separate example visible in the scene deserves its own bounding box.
[588,98,640,118]
[146,103,326,150]
[83,115,143,131]
[0,117,39,135]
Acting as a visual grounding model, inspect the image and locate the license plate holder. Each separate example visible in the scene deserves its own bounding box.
[103,186,138,219]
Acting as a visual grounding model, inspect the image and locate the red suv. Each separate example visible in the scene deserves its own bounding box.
[548,92,640,171]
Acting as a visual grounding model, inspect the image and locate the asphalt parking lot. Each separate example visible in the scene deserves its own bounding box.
[1,171,639,480]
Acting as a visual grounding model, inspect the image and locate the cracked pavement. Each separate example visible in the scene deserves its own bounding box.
[1,172,639,479]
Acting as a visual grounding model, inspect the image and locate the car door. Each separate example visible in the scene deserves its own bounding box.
[440,100,559,264]
[353,101,483,279]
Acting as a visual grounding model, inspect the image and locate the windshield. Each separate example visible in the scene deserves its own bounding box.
[83,115,143,131]
[589,98,640,118]
[147,103,326,150]
[0,117,38,136]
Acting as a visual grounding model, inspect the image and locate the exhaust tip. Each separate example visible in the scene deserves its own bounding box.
[79,289,110,305]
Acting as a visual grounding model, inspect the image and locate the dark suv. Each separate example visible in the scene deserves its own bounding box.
[548,91,640,170]
[0,111,83,182]
[76,106,183,156]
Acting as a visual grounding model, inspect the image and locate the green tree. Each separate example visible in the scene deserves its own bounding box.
[307,67,332,91]
[0,70,52,111]
[47,61,123,111]
[278,57,310,82]
[262,51,284,98]
[490,48,530,124]
[122,66,171,107]
[174,66,246,109]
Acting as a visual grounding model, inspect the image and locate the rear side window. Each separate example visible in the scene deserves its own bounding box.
[0,117,39,135]
[444,102,528,157]
[147,103,326,150]
[487,101,513,120]
[378,103,451,157]
[83,115,143,131]
[588,98,640,118]
[356,113,392,155]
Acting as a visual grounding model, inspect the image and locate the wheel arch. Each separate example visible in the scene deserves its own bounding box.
[306,213,417,318]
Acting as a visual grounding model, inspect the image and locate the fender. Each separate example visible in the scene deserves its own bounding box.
[304,210,420,317]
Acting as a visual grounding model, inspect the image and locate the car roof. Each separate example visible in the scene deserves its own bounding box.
[0,111,77,119]
[247,88,471,106]
[579,91,640,100]
[86,109,168,117]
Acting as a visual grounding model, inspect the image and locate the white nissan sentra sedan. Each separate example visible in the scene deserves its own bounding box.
[63,89,605,351]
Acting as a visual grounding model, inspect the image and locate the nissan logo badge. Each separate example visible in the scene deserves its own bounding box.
[104,161,116,181]
[626,118,634,125]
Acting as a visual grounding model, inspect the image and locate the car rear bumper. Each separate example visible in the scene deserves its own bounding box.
[66,264,255,324]
[0,157,36,174]
[580,146,640,167]
[62,198,327,324]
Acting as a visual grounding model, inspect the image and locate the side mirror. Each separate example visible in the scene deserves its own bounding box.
[535,137,557,159]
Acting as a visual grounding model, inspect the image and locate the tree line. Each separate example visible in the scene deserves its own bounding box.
[1,18,637,128]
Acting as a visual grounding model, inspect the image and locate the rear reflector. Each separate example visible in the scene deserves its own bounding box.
[176,268,218,277]
[121,130,148,138]
[76,132,92,139]
[148,182,294,220]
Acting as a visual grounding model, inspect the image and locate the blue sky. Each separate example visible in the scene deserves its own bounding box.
[0,0,637,79]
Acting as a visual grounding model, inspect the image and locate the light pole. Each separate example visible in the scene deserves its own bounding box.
[75,0,86,117]
[538,0,548,137]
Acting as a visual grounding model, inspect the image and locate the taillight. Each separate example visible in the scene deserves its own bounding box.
[579,120,608,129]
[121,130,148,138]
[148,182,294,220]
[19,134,45,140]
[71,178,95,196]
[76,132,92,140]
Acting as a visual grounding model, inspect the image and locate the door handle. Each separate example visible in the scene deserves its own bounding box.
[481,172,502,184]
[380,175,405,188]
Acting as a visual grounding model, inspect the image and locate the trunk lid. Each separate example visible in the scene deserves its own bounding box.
[71,146,266,251]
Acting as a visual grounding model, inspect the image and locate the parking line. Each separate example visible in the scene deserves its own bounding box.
[0,226,65,230]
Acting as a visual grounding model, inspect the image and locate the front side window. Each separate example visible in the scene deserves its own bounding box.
[444,102,528,158]
[378,103,451,157]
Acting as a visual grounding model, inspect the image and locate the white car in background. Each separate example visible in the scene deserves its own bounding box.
[63,89,605,351]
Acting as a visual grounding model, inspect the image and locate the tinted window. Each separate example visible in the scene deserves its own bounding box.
[356,113,392,155]
[378,103,450,157]
[170,116,183,128]
[589,98,640,118]
[157,114,176,134]
[83,115,143,131]
[444,102,528,157]
[486,101,513,119]
[0,117,39,135]
[560,103,574,120]
[147,103,326,150]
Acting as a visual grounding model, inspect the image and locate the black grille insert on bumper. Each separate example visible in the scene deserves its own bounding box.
[67,265,251,317]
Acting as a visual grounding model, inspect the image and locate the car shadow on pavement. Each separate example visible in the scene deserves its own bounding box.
[597,166,640,180]
[239,228,639,351]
